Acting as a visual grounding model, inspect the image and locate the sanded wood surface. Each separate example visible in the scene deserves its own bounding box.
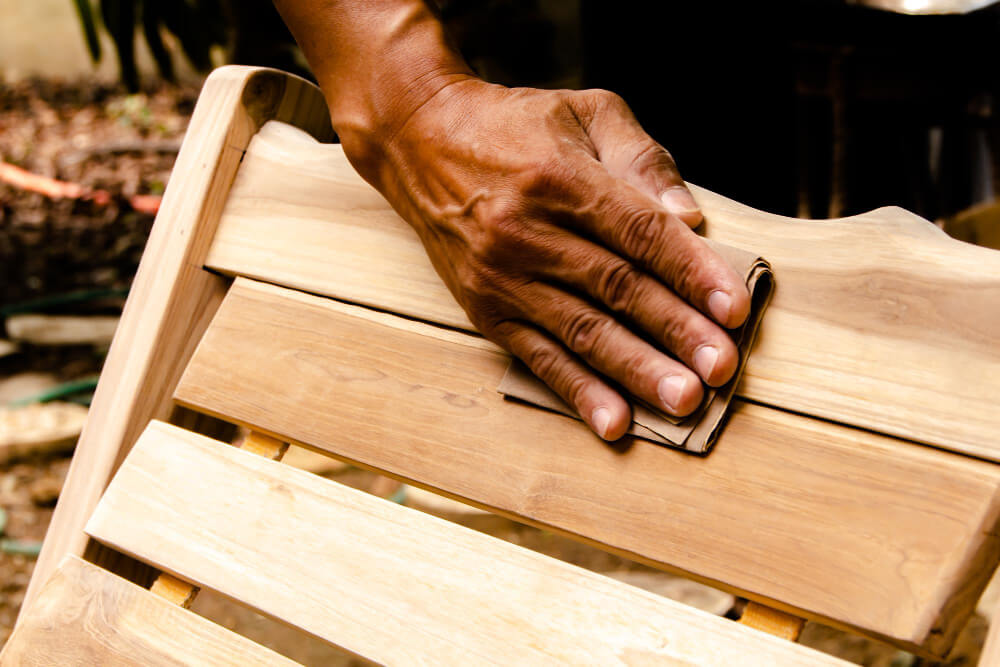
[0,556,296,666]
[174,278,1000,656]
[206,120,1000,462]
[86,421,845,666]
[146,430,288,610]
[22,68,334,618]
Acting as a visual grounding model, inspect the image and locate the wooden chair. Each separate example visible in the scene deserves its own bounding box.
[5,65,1000,665]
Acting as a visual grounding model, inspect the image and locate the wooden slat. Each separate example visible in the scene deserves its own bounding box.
[147,430,288,609]
[740,601,806,642]
[0,556,297,666]
[86,421,845,666]
[205,120,1000,463]
[173,278,1000,656]
[239,430,288,459]
[149,572,198,608]
[23,67,334,617]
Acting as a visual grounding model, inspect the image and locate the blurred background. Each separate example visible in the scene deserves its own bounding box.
[1,1,999,664]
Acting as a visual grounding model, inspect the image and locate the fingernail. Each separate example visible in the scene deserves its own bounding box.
[708,290,732,326]
[694,345,719,381]
[591,406,612,439]
[661,187,700,215]
[657,374,688,411]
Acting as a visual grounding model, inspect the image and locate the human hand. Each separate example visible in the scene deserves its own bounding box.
[342,79,751,441]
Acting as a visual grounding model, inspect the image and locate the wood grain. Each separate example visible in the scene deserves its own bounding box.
[87,421,845,666]
[146,430,288,611]
[0,556,296,666]
[174,278,1000,656]
[22,67,334,618]
[205,120,1000,462]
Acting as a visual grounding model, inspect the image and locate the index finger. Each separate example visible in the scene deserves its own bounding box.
[568,165,751,328]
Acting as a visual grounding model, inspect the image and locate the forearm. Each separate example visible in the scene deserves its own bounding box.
[272,0,474,171]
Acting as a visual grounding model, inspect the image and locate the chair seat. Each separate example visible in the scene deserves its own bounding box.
[79,420,844,666]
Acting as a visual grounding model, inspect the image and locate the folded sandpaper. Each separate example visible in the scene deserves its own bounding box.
[497,238,774,454]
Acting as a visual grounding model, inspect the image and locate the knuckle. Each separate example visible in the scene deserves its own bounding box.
[567,88,627,120]
[522,341,561,382]
[597,260,642,313]
[619,350,656,391]
[485,318,516,342]
[456,260,495,297]
[627,141,677,178]
[588,88,627,111]
[617,207,666,265]
[669,249,709,299]
[651,303,707,355]
[515,158,575,201]
[456,264,516,322]
[473,201,535,265]
[562,307,612,358]
[657,314,688,352]
[561,372,592,410]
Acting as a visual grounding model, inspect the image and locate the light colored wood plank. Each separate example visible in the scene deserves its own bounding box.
[174,278,1000,656]
[740,601,805,642]
[22,67,334,618]
[5,314,119,346]
[87,421,845,666]
[0,556,298,666]
[149,572,198,608]
[147,430,289,609]
[206,120,1000,463]
[239,430,288,459]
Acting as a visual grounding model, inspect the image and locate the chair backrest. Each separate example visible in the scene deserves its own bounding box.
[196,116,1000,655]
[8,66,1000,665]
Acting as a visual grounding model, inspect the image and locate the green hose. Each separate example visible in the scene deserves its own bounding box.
[1,540,43,557]
[8,376,100,407]
[1,288,129,317]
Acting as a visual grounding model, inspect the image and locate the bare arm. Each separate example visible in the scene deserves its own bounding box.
[273,0,751,440]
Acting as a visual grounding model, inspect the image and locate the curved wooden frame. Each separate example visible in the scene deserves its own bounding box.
[21,66,334,616]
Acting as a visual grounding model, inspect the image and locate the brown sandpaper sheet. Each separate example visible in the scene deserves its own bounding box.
[498,238,774,454]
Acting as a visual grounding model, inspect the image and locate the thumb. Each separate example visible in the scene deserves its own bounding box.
[568,89,703,227]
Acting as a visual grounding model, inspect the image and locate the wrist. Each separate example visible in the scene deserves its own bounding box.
[316,4,475,179]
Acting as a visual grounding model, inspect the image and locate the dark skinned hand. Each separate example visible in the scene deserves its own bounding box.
[273,1,751,440]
